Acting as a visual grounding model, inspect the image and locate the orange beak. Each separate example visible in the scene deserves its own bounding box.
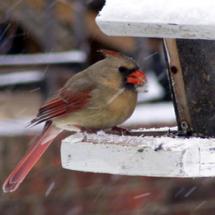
[127,70,146,85]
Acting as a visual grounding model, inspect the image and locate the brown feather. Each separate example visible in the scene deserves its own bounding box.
[30,89,92,126]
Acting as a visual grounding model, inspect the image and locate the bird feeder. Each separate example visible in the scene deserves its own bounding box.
[61,0,215,177]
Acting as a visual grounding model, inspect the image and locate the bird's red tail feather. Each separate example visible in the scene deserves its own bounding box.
[2,124,62,193]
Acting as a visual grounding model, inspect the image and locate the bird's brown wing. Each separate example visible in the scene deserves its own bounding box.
[30,87,93,126]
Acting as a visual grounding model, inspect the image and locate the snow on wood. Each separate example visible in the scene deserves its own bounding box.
[61,131,215,177]
[96,0,215,39]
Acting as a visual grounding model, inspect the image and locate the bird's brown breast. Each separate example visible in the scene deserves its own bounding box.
[53,87,137,130]
[104,88,137,127]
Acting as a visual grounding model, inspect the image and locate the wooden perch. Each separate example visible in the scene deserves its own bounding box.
[61,131,215,177]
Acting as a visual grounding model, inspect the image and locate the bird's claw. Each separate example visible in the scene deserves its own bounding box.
[111,126,131,135]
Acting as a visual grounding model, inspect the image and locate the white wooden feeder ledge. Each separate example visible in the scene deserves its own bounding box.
[61,131,215,177]
[61,0,215,177]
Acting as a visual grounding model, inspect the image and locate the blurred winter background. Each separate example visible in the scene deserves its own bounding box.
[0,1,215,215]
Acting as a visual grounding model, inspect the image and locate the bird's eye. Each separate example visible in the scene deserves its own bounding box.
[118,66,131,75]
[119,66,139,75]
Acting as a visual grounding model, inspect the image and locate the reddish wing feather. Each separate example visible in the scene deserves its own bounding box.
[30,89,92,126]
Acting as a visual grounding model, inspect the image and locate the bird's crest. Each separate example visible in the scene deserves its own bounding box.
[97,49,122,58]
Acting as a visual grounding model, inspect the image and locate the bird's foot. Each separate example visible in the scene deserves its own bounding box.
[80,127,99,134]
[111,126,131,135]
[79,126,131,136]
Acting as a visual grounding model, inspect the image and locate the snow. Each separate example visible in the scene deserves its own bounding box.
[45,181,56,197]
[131,126,177,132]
[98,0,215,25]
[133,193,151,199]
[61,131,215,177]
[96,0,215,39]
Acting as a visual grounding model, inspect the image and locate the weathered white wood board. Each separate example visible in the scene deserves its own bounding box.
[61,131,215,177]
[96,0,215,39]
[0,51,86,66]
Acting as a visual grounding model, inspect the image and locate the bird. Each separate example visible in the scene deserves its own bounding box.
[2,49,146,193]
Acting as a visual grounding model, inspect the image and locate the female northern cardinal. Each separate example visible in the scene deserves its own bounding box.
[2,50,146,193]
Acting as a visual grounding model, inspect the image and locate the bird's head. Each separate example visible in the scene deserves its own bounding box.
[98,49,146,90]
